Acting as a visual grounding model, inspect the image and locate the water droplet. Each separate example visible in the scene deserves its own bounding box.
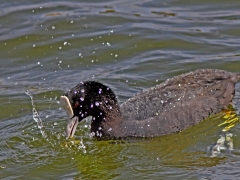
[95,102,99,106]
[64,42,67,45]
[161,100,164,104]
[115,54,118,57]
[90,132,95,137]
[108,128,112,131]
[53,122,58,126]
[106,42,111,46]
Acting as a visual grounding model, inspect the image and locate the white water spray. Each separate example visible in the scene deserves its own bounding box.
[25,90,48,138]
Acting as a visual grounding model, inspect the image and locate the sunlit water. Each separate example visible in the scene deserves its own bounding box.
[1,0,240,179]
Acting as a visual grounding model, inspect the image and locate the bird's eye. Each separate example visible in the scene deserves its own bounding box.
[74,102,79,108]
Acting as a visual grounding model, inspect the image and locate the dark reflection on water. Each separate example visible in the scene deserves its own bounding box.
[1,0,240,179]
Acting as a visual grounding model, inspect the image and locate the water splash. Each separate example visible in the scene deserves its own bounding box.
[25,91,87,152]
[25,90,48,138]
[207,132,233,157]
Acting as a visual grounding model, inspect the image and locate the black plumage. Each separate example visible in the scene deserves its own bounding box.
[61,69,240,139]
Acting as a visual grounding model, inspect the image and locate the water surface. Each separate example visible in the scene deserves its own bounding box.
[1,0,240,179]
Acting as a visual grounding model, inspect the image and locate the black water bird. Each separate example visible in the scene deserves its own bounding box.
[60,69,240,139]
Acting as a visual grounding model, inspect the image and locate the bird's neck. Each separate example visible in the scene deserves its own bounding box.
[90,99,123,138]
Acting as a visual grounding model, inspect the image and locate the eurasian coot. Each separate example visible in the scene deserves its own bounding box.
[60,69,240,139]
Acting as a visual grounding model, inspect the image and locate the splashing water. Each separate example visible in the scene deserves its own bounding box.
[25,90,48,138]
[25,91,86,152]
[206,132,234,157]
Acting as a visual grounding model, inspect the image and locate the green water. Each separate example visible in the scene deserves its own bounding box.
[1,0,240,179]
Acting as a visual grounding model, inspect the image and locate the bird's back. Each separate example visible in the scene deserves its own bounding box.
[120,69,239,137]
